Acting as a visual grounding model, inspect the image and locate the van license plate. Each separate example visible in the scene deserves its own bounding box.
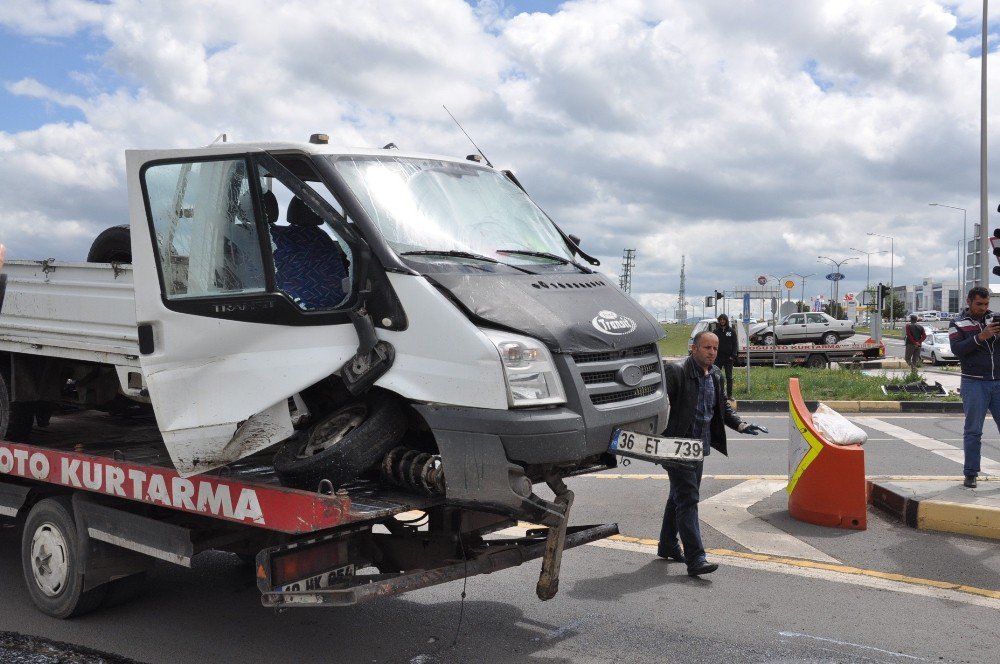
[610,429,704,462]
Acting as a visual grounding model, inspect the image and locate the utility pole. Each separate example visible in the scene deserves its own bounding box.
[677,255,688,322]
[619,249,636,294]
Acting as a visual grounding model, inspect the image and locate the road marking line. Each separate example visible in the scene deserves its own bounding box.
[699,480,839,562]
[852,417,1000,474]
[777,632,927,661]
[590,537,1000,608]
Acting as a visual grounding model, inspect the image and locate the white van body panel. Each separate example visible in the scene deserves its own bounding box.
[374,273,507,410]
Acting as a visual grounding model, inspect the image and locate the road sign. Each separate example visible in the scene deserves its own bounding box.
[825,273,844,281]
[743,292,750,320]
[784,280,795,289]
[757,275,767,286]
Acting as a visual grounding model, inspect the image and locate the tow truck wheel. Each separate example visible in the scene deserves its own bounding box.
[806,354,828,369]
[821,332,839,345]
[273,392,407,489]
[21,497,107,618]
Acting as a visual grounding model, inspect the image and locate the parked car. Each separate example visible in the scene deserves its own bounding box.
[920,330,957,364]
[749,311,855,346]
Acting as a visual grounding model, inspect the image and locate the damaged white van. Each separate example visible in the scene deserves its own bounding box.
[0,137,668,528]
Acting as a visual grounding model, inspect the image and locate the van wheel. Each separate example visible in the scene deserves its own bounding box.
[273,392,406,490]
[21,497,107,618]
[87,225,132,264]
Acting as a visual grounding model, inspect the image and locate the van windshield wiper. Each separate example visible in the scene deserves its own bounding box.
[496,249,587,270]
[399,250,535,274]
[400,250,501,263]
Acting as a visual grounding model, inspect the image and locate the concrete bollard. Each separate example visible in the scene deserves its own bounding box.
[787,377,867,530]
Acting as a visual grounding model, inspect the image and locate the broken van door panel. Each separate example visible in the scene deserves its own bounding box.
[130,149,365,476]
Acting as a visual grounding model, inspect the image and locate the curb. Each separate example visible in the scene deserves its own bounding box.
[733,400,964,413]
[868,480,1000,541]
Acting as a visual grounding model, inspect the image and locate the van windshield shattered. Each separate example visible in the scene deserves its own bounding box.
[328,156,576,268]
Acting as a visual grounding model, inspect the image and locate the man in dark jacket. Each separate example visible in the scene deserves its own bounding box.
[0,244,6,311]
[904,315,927,370]
[657,330,766,576]
[714,314,739,397]
[949,286,1000,488]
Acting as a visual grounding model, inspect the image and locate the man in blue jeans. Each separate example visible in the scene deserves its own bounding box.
[657,331,766,576]
[949,286,1000,488]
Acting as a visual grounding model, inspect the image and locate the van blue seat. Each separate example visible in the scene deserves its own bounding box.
[270,197,348,310]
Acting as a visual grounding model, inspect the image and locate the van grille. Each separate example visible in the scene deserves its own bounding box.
[590,384,659,405]
[580,362,660,385]
[571,344,663,408]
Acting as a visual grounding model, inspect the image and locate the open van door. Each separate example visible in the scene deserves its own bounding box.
[126,148,361,476]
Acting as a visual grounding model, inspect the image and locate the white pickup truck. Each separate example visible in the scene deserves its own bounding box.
[0,137,671,616]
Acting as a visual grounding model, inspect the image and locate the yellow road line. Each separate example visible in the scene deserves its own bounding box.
[604,534,1000,599]
[583,474,974,481]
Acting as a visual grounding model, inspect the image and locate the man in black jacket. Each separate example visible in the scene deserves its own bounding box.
[658,330,766,576]
[0,244,6,311]
[714,314,738,397]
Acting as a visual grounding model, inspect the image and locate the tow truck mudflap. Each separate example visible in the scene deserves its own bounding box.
[258,522,618,608]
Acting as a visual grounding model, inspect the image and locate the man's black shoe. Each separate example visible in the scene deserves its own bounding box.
[687,561,719,577]
[964,475,978,488]
[657,548,685,562]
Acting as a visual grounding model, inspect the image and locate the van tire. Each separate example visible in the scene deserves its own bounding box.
[87,225,132,264]
[273,392,406,490]
[21,497,108,618]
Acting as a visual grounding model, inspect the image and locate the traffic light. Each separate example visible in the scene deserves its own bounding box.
[715,290,724,300]
[992,227,1000,277]
[878,283,891,302]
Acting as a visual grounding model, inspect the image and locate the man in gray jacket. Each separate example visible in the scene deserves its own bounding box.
[657,330,766,576]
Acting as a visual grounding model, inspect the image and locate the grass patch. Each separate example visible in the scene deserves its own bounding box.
[729,366,960,401]
[658,323,694,357]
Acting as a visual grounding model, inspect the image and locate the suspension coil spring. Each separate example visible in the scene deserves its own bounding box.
[381,446,445,495]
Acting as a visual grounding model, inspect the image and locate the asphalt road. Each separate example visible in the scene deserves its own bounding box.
[1,413,998,663]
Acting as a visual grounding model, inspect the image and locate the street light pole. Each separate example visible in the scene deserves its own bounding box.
[929,203,967,294]
[817,256,858,318]
[789,272,815,312]
[849,247,888,297]
[981,0,990,289]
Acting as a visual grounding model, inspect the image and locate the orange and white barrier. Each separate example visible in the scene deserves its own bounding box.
[787,377,867,530]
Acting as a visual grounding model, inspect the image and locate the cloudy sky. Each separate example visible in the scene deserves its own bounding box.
[0,0,997,319]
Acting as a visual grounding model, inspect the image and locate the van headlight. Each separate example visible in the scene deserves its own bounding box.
[482,329,567,407]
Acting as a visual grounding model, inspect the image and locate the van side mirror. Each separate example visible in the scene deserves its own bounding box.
[568,234,581,247]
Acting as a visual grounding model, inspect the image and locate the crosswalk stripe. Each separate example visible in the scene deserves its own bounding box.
[852,417,1000,474]
[699,479,839,563]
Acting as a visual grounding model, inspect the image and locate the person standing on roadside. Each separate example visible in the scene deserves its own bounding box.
[714,314,738,398]
[657,330,767,576]
[904,314,927,371]
[949,286,1000,488]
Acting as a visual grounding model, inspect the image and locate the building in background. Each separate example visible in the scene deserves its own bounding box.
[899,279,962,316]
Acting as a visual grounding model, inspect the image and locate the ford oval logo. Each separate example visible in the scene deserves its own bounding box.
[617,364,644,387]
[592,310,637,335]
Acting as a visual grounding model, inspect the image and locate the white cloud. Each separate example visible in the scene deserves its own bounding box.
[0,0,995,314]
